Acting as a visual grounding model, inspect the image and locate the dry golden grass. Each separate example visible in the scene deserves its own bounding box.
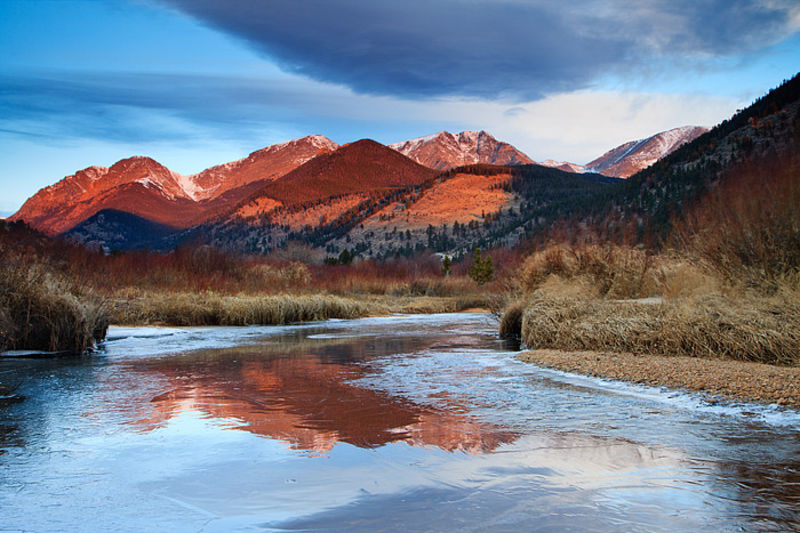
[381,295,490,314]
[519,244,659,299]
[519,293,800,366]
[110,292,370,326]
[112,291,491,326]
[651,258,721,300]
[0,251,108,352]
[505,242,800,366]
[89,247,494,327]
[513,244,725,305]
[252,262,313,288]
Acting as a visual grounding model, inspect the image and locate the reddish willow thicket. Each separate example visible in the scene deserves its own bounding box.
[1,220,521,297]
[672,157,800,289]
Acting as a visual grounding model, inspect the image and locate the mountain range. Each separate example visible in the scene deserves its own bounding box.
[9,124,707,247]
[11,135,339,235]
[7,72,800,262]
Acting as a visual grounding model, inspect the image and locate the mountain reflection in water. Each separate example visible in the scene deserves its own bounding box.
[133,339,517,454]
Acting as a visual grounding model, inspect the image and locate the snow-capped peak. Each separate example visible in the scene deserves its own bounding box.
[389,130,532,170]
[582,125,709,178]
[538,160,586,173]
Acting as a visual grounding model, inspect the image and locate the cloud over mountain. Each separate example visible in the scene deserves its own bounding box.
[162,0,800,99]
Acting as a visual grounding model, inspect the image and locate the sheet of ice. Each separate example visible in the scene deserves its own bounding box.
[3,312,800,532]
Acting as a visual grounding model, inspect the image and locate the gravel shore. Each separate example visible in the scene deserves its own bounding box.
[518,349,800,409]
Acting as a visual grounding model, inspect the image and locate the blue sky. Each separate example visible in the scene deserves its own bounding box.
[2,0,799,215]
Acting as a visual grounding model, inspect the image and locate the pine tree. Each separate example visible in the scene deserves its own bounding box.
[441,254,452,277]
[467,248,494,285]
[338,249,353,265]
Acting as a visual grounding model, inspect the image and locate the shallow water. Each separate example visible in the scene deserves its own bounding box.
[1,313,799,532]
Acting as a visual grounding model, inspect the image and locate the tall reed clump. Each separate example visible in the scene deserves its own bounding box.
[112,293,369,326]
[0,248,108,352]
[519,294,800,366]
[519,244,658,299]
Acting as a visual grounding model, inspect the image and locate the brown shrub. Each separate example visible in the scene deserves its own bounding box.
[252,262,312,289]
[651,259,721,300]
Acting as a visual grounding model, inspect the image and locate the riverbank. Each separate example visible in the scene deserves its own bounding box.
[107,292,491,326]
[506,243,800,363]
[518,349,800,409]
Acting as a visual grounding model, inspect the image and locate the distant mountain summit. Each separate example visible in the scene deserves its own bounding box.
[539,126,709,178]
[585,126,709,177]
[229,139,438,222]
[537,160,586,174]
[392,127,706,178]
[10,156,196,235]
[190,134,338,200]
[389,130,534,170]
[10,135,339,235]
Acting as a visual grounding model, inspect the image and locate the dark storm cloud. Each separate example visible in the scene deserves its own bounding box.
[160,0,798,100]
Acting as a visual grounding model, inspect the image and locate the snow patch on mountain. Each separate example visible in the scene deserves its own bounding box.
[173,171,205,201]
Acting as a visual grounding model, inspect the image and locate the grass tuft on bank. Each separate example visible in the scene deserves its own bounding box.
[518,292,800,366]
[0,247,108,353]
[110,293,371,326]
[500,239,800,366]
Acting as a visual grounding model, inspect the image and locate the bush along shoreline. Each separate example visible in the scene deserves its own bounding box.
[1,251,108,354]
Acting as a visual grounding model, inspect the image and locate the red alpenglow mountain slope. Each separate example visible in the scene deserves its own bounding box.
[539,126,709,178]
[10,135,339,235]
[232,139,438,220]
[389,130,534,170]
[10,157,196,235]
[11,126,703,237]
[190,135,339,200]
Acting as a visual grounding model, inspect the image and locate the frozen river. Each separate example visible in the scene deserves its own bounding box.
[1,313,799,531]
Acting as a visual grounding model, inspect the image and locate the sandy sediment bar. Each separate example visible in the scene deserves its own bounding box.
[518,349,800,409]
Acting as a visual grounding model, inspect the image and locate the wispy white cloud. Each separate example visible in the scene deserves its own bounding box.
[1,70,744,165]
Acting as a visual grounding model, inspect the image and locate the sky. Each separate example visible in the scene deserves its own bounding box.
[1,0,799,215]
